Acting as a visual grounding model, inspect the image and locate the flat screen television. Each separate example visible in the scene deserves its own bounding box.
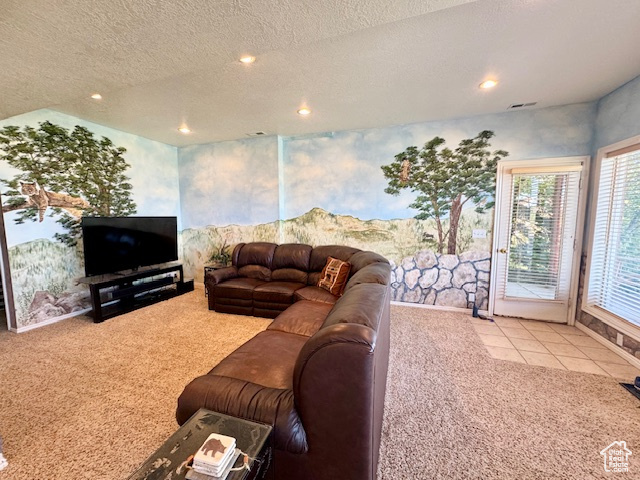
[81,216,178,276]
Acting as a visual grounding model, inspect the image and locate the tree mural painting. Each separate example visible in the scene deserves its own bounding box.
[382,130,508,254]
[0,121,136,245]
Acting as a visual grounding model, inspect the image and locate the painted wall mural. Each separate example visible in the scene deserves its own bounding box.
[0,121,137,244]
[0,120,138,325]
[179,103,594,313]
[178,136,280,230]
[178,136,280,281]
[0,109,180,330]
[379,130,506,308]
[381,131,507,255]
[0,101,597,330]
[275,104,593,310]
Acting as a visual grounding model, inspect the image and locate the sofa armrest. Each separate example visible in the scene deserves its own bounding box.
[293,323,376,394]
[205,266,239,285]
[205,267,239,309]
[176,374,308,454]
[291,323,384,478]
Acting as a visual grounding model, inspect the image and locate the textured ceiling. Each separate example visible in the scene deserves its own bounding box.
[2,0,640,146]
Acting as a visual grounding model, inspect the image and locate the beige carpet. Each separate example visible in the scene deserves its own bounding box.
[0,292,638,479]
[378,308,640,479]
[0,291,270,479]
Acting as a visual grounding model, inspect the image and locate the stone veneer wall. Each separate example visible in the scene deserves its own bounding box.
[576,254,640,361]
[390,250,490,309]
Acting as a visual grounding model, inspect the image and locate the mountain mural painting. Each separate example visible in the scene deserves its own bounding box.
[180,207,492,309]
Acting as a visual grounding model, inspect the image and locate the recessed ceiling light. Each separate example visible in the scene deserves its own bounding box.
[297,108,311,116]
[479,80,498,89]
[178,126,191,134]
[239,55,256,64]
[91,93,102,100]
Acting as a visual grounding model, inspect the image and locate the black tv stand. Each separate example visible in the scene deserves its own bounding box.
[78,262,194,323]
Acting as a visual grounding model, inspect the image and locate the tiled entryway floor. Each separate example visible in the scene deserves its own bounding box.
[472,316,640,381]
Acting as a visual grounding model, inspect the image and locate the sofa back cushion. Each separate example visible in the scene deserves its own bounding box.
[322,283,388,330]
[238,265,272,281]
[236,242,277,280]
[308,245,360,285]
[271,243,312,283]
[231,243,245,266]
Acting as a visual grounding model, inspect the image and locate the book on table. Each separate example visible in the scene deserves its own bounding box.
[193,432,237,477]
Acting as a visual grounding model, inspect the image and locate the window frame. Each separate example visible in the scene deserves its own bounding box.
[582,134,640,339]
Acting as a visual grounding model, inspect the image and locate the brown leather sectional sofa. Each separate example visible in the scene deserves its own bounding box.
[176,242,391,480]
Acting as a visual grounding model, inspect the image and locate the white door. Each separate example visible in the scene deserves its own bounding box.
[490,157,587,323]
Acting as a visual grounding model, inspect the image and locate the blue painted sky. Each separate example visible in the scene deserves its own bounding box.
[0,109,180,246]
[2,100,599,244]
[178,136,279,228]
[595,75,640,150]
[282,102,596,221]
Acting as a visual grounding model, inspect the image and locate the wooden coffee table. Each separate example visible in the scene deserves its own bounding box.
[127,409,272,480]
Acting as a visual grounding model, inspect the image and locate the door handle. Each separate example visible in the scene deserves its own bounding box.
[499,248,507,254]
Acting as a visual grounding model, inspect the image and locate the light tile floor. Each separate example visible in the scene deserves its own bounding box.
[472,316,640,381]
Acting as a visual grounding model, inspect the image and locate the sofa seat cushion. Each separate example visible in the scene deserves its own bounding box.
[176,375,308,454]
[214,277,266,299]
[253,281,306,304]
[211,330,308,389]
[294,286,338,304]
[268,300,333,337]
[272,268,308,284]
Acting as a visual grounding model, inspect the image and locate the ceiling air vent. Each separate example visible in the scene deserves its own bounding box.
[508,102,537,109]
[246,131,267,136]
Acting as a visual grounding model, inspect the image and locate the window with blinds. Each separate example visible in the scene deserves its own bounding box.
[506,170,581,300]
[586,143,640,326]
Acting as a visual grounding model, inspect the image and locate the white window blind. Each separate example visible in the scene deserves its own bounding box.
[587,144,640,326]
[505,171,581,300]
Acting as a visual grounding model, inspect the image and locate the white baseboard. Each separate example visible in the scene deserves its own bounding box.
[12,282,203,333]
[13,308,92,334]
[390,300,488,316]
[575,322,640,370]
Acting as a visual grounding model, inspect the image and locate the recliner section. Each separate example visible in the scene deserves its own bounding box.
[206,242,391,318]
[208,243,328,317]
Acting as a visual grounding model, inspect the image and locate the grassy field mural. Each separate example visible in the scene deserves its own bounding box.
[180,206,492,282]
[8,239,89,326]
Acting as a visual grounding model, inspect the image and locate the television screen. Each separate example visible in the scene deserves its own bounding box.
[81,216,178,276]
